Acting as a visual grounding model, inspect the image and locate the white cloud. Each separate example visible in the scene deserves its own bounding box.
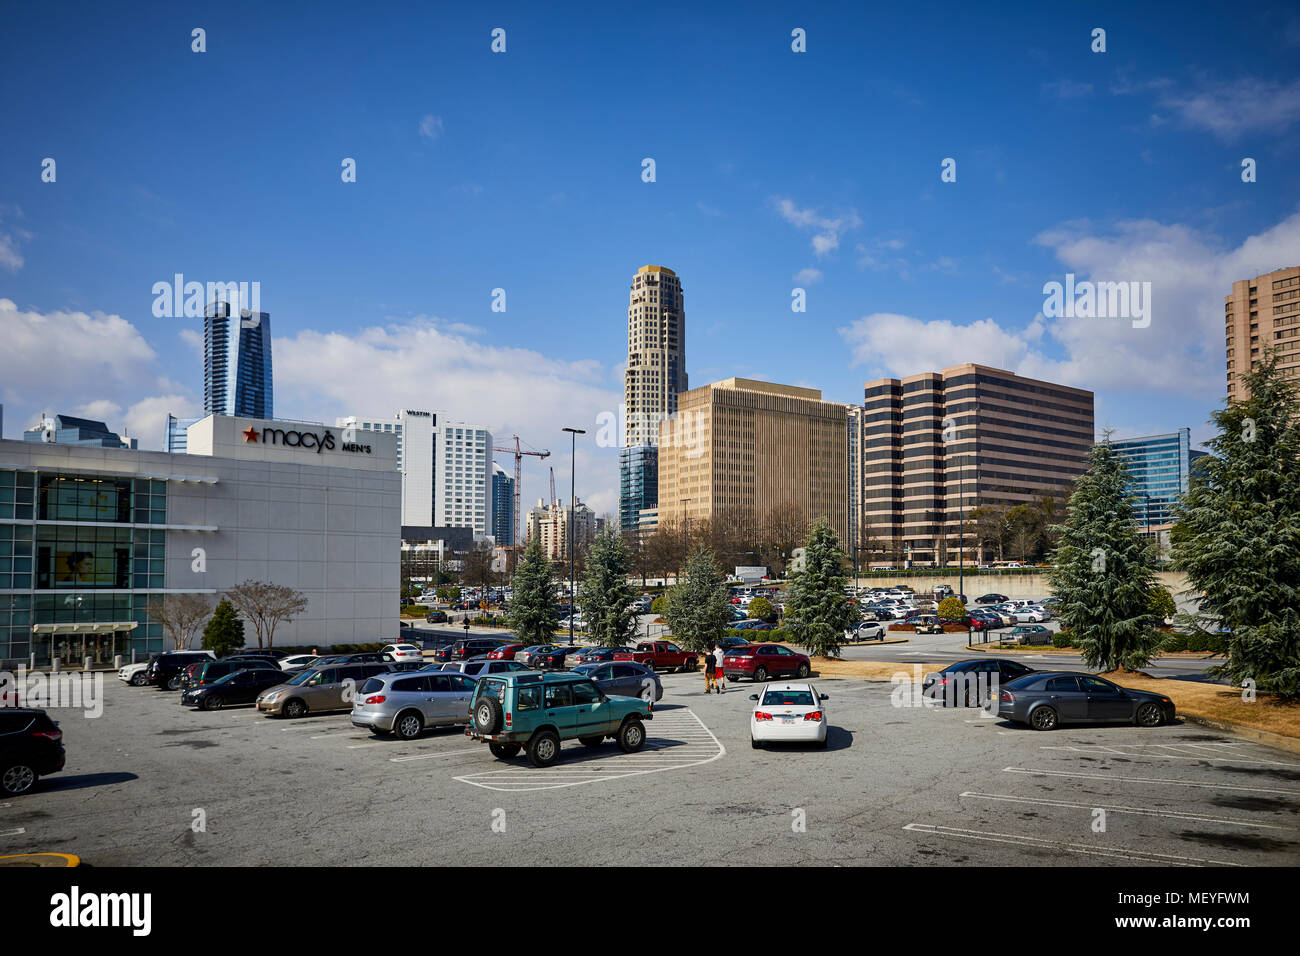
[840,313,1035,375]
[419,114,444,140]
[71,399,123,424]
[1159,76,1300,140]
[794,267,823,284]
[0,209,30,272]
[0,299,156,391]
[772,197,861,258]
[1042,79,1093,99]
[178,327,203,354]
[123,394,202,447]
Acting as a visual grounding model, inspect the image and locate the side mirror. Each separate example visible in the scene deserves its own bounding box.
[820,694,829,701]
[749,694,759,701]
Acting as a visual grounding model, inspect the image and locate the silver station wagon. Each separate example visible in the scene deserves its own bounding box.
[351,671,479,740]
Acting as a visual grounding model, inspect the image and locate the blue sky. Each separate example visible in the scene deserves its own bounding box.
[3,1,1300,513]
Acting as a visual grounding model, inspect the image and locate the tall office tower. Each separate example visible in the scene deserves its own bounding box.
[1110,429,1208,542]
[843,404,865,570]
[657,378,848,542]
[526,497,596,561]
[862,365,1093,567]
[619,265,687,532]
[338,410,435,527]
[164,414,200,453]
[1225,265,1300,402]
[435,419,494,538]
[204,300,273,418]
[492,462,515,546]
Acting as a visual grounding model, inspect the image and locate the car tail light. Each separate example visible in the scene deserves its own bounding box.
[754,711,773,721]
[364,695,387,704]
[804,711,822,721]
[32,729,62,741]
[505,713,512,728]
[1000,691,1014,702]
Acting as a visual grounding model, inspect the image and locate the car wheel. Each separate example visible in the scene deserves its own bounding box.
[166,674,183,690]
[1,763,37,795]
[753,666,768,682]
[473,696,504,735]
[579,735,604,748]
[395,711,424,740]
[204,695,224,711]
[130,672,148,686]
[686,657,697,672]
[489,742,520,759]
[527,729,561,768]
[283,698,308,719]
[1135,702,1164,727]
[617,718,646,754]
[796,662,810,678]
[751,737,761,749]
[817,735,828,750]
[1029,706,1058,731]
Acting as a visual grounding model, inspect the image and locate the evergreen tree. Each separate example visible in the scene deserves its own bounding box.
[579,530,639,647]
[664,547,730,653]
[1172,352,1300,699]
[506,539,558,645]
[202,599,245,657]
[1048,441,1163,671]
[783,517,856,659]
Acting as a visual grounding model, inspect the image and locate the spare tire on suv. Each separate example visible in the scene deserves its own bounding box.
[472,694,503,734]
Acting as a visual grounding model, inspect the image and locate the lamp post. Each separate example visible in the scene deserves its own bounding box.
[562,427,585,644]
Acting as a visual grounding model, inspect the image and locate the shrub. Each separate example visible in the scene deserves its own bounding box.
[651,596,667,615]
[1052,631,1073,648]
[936,597,967,621]
[748,597,776,622]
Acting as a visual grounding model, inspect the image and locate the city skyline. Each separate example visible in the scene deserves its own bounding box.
[3,3,1299,515]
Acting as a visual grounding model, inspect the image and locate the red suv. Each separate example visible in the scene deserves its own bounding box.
[486,643,526,661]
[722,644,811,682]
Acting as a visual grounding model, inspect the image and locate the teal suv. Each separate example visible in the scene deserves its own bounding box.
[467,671,652,767]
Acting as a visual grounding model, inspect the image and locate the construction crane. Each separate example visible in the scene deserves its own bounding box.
[549,467,557,508]
[492,436,550,548]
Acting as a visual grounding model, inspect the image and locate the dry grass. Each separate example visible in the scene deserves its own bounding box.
[811,657,1300,739]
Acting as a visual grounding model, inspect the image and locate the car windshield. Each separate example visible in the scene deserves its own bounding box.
[728,646,756,657]
[286,669,318,686]
[208,672,240,686]
[762,690,814,706]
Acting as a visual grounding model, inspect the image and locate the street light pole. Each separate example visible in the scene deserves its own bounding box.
[563,427,585,645]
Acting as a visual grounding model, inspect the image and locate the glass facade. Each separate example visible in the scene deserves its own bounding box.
[619,445,658,532]
[205,302,273,419]
[0,469,168,665]
[1110,429,1204,530]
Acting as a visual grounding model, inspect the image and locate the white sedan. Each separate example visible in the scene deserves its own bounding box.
[845,621,886,642]
[380,643,423,663]
[750,682,829,749]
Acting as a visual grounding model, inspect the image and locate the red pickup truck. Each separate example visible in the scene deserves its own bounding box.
[614,641,699,673]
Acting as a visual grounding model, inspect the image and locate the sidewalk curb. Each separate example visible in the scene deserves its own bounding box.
[1177,712,1300,756]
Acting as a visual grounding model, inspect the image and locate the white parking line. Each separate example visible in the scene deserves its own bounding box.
[959,791,1298,831]
[1003,766,1300,795]
[454,708,725,792]
[0,827,25,837]
[903,823,1244,866]
[1039,744,1300,767]
[390,748,482,763]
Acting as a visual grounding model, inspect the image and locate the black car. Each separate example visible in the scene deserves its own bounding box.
[440,638,510,662]
[975,593,1009,605]
[716,636,751,652]
[312,652,383,666]
[1,708,65,795]
[181,668,290,710]
[922,658,1036,706]
[570,661,663,702]
[532,645,581,669]
[997,671,1176,730]
[150,651,216,690]
[181,657,283,691]
[425,610,449,623]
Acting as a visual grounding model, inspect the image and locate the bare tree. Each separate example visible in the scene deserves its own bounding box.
[223,580,309,649]
[145,593,215,650]
[762,501,808,576]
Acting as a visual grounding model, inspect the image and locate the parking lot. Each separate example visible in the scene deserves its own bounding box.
[3,669,1298,866]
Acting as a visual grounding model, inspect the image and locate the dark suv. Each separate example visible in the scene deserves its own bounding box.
[1,708,65,795]
[435,638,509,663]
[149,651,216,690]
[181,656,283,691]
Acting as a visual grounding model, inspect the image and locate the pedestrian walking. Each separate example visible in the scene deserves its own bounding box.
[713,643,726,693]
[703,648,716,693]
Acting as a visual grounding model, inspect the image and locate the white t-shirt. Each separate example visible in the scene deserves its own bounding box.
[713,647,725,668]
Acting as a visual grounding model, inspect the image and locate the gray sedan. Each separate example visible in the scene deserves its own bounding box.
[570,661,663,703]
[997,671,1176,731]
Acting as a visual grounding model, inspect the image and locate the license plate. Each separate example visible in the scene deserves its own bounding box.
[781,717,796,724]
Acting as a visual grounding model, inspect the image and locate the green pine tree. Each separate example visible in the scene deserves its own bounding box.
[783,517,856,659]
[664,547,730,653]
[579,530,639,647]
[1048,441,1163,671]
[506,538,558,645]
[202,599,245,657]
[1172,352,1300,699]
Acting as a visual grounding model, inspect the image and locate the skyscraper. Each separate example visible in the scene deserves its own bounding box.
[1225,265,1300,402]
[861,364,1094,567]
[337,410,434,526]
[619,265,686,532]
[204,300,273,418]
[1110,428,1208,540]
[492,462,515,546]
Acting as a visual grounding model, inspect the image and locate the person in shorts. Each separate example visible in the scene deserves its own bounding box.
[703,649,716,693]
[713,643,726,693]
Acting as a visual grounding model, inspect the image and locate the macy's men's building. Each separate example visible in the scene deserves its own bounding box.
[0,415,399,667]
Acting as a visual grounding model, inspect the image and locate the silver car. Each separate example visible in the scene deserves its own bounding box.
[351,671,480,740]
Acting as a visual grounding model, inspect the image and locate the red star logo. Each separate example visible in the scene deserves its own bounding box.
[242,426,259,443]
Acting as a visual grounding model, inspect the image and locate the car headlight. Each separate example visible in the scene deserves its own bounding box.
[263,692,282,702]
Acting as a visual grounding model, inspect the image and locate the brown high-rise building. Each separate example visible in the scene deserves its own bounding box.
[861,365,1093,567]
[657,378,848,543]
[1225,266,1300,402]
